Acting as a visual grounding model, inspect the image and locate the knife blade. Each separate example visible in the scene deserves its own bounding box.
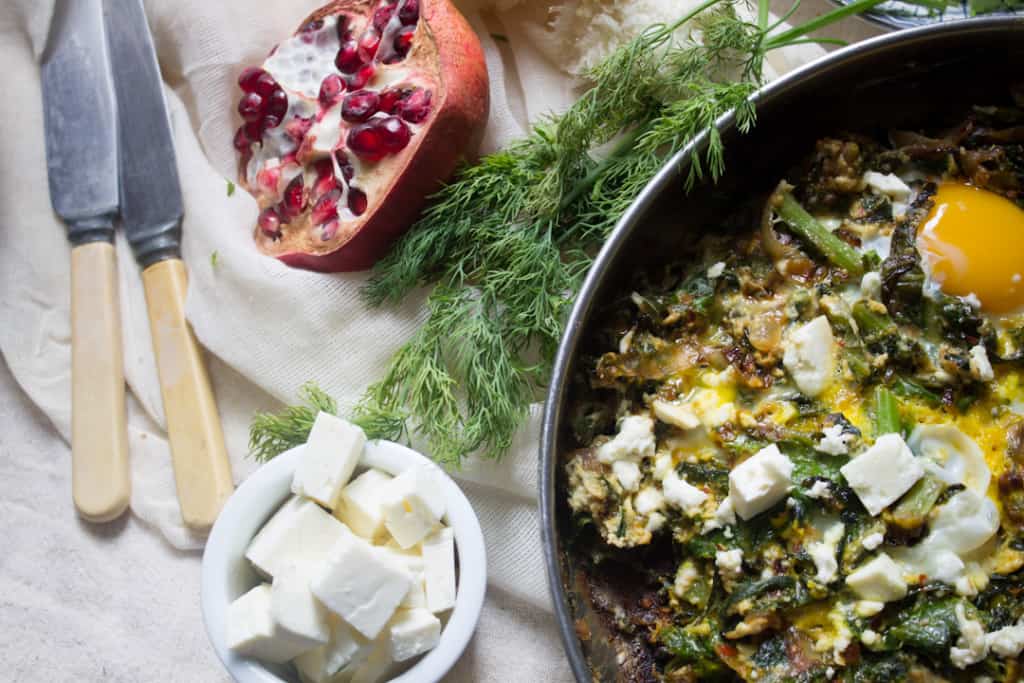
[104,0,234,530]
[41,0,130,523]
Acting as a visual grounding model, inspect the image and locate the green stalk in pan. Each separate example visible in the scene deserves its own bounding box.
[774,191,864,276]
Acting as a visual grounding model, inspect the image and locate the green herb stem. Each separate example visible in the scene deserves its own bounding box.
[874,386,901,436]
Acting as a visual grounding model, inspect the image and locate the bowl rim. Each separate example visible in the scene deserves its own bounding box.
[537,15,1024,683]
[201,440,487,683]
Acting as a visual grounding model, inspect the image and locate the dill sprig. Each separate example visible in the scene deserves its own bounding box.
[251,0,888,465]
[249,382,337,462]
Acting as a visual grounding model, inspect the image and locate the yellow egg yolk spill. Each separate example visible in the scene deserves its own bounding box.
[918,183,1024,314]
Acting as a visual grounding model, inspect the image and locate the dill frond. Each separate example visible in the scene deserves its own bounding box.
[249,382,338,462]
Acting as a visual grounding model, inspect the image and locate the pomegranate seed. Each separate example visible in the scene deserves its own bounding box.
[320,220,340,241]
[398,88,431,123]
[319,75,345,108]
[311,188,341,225]
[284,116,313,142]
[258,207,281,236]
[238,93,264,121]
[256,166,282,192]
[335,40,362,73]
[345,64,375,90]
[348,125,386,161]
[358,29,381,62]
[379,116,411,152]
[253,72,278,97]
[300,18,323,33]
[377,87,406,114]
[341,90,380,123]
[266,88,288,119]
[244,120,262,142]
[237,67,266,93]
[393,26,415,57]
[372,5,395,31]
[281,175,307,220]
[336,15,351,41]
[233,125,253,151]
[334,150,355,182]
[312,158,337,196]
[398,0,419,24]
[348,187,368,215]
[262,114,282,131]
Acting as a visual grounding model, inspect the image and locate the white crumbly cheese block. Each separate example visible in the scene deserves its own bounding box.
[950,603,989,668]
[714,549,743,580]
[862,532,884,551]
[860,271,882,300]
[807,481,832,500]
[381,465,448,549]
[634,487,665,515]
[817,425,853,456]
[651,400,700,430]
[293,617,370,683]
[245,496,349,579]
[311,530,413,639]
[840,433,923,516]
[863,171,912,200]
[707,261,726,279]
[611,460,641,492]
[291,412,366,510]
[421,527,456,613]
[271,565,331,648]
[806,521,844,585]
[845,553,907,602]
[988,620,1024,658]
[596,414,655,463]
[227,584,318,663]
[662,470,707,514]
[388,608,442,662]
[349,636,395,683]
[377,544,428,610]
[335,468,393,540]
[652,454,673,481]
[728,444,794,520]
[969,343,995,381]
[782,316,836,398]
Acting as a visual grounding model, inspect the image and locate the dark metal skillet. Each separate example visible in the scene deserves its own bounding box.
[538,16,1024,683]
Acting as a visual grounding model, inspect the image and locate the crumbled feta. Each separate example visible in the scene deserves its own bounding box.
[311,530,413,639]
[988,620,1024,658]
[854,601,885,617]
[702,496,737,533]
[860,272,882,300]
[674,561,699,597]
[707,261,726,279]
[807,521,844,585]
[634,486,665,515]
[245,496,349,580]
[380,464,447,548]
[860,629,880,646]
[840,433,923,516]
[662,470,707,513]
[969,343,994,381]
[612,460,642,492]
[227,584,318,663]
[645,512,666,533]
[652,454,673,481]
[782,316,836,398]
[335,469,393,541]
[962,293,982,309]
[271,565,331,648]
[291,412,366,510]
[950,603,989,668]
[845,553,907,603]
[294,619,370,683]
[863,171,912,201]
[388,608,442,662]
[715,548,744,580]
[652,400,701,430]
[728,444,794,520]
[862,532,884,551]
[807,480,832,500]
[597,415,655,464]
[817,425,853,456]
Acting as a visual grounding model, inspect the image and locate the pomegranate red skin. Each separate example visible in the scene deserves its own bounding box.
[269,0,489,272]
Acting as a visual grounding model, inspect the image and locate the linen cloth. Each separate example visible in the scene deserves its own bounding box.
[0,0,877,679]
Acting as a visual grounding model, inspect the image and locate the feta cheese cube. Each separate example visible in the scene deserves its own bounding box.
[969,343,994,381]
[817,425,853,456]
[226,584,317,663]
[840,433,923,516]
[634,487,665,515]
[381,464,448,549]
[662,470,708,514]
[245,496,349,579]
[377,544,429,610]
[596,414,655,463]
[845,553,907,602]
[862,532,884,551]
[863,171,912,201]
[388,608,442,662]
[292,412,366,510]
[988,620,1024,658]
[728,444,793,520]
[270,566,330,648]
[782,316,836,398]
[950,603,988,668]
[611,460,641,492]
[349,637,394,683]
[652,400,700,430]
[335,469,393,540]
[311,531,413,639]
[421,527,456,613]
[715,549,744,580]
[293,617,370,683]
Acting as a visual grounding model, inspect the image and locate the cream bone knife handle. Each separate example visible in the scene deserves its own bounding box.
[140,257,234,530]
[68,217,130,522]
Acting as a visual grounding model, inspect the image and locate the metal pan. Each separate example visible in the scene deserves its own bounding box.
[539,16,1024,682]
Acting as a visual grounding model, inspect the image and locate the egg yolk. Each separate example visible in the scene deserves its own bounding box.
[917,183,1024,314]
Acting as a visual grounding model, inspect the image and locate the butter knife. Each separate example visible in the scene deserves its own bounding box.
[41,0,130,523]
[103,0,234,530]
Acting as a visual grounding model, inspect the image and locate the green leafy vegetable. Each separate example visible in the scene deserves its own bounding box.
[249,382,337,462]
[874,386,901,436]
[774,190,865,275]
[226,180,235,197]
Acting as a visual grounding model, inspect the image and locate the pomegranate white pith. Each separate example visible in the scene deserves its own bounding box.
[234,0,488,272]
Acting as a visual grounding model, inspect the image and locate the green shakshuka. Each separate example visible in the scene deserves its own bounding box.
[564,101,1024,681]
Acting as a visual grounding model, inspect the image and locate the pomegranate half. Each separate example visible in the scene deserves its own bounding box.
[233,0,489,272]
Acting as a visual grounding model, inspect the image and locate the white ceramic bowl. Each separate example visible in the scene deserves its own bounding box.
[201,440,487,683]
